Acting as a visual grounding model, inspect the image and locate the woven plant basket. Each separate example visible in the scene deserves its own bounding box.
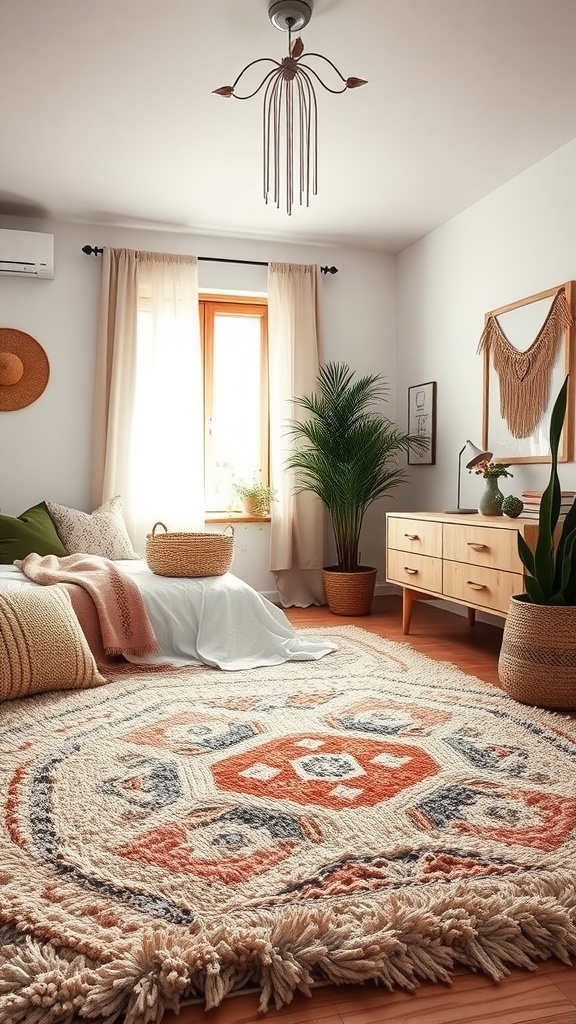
[498,595,576,710]
[145,523,234,578]
[322,566,377,616]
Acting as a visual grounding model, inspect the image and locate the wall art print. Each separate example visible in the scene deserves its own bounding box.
[408,380,436,465]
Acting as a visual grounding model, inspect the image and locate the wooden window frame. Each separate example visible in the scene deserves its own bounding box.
[199,294,269,515]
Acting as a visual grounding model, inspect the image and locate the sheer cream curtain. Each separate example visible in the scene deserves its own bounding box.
[268,262,326,607]
[91,247,204,553]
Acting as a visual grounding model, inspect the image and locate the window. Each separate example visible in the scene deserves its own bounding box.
[200,296,268,514]
[137,290,269,517]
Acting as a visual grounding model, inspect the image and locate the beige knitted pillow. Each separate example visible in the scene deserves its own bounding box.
[0,586,107,702]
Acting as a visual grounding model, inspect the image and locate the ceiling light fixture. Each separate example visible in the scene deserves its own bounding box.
[213,0,367,216]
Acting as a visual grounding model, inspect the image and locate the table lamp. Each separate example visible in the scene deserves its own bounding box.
[444,440,493,514]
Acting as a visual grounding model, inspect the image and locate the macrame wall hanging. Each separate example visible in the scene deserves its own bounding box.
[477,285,573,439]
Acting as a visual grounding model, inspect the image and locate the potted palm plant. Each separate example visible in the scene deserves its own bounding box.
[498,375,576,708]
[286,362,428,615]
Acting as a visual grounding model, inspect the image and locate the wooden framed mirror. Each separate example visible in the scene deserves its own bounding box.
[480,281,575,463]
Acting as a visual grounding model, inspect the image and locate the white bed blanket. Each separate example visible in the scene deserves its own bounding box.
[0,560,337,671]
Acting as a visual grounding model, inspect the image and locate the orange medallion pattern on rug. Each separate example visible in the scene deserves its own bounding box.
[211,733,440,808]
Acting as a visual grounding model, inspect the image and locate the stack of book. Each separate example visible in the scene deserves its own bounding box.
[520,490,576,520]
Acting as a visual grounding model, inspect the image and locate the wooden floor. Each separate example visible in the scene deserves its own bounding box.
[165,596,576,1024]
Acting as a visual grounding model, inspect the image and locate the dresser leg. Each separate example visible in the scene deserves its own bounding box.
[402,589,414,635]
[468,607,476,626]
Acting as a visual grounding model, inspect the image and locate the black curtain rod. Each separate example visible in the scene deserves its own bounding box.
[81,245,338,274]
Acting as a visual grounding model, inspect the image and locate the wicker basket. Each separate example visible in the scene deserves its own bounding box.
[322,566,377,616]
[145,523,234,578]
[498,595,576,709]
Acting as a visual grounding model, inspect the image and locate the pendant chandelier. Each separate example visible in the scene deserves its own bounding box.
[213,0,367,216]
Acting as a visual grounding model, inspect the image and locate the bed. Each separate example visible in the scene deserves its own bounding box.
[0,559,337,671]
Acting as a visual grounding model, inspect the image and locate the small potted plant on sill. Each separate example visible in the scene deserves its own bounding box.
[232,479,276,517]
[498,374,576,709]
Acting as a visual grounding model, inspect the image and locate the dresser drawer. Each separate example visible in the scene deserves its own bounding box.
[387,517,442,557]
[443,522,519,571]
[386,510,539,635]
[443,560,523,614]
[387,548,443,592]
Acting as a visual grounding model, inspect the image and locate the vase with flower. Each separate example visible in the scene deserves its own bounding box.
[471,459,513,516]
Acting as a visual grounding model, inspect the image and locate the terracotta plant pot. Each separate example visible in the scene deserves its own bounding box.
[322,566,378,616]
[242,497,265,516]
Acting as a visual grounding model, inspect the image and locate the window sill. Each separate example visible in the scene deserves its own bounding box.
[205,512,271,525]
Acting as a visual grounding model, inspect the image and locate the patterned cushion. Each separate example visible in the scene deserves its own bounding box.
[0,501,67,564]
[0,586,106,702]
[46,496,139,560]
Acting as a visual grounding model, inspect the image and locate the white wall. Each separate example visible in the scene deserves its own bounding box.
[395,137,576,623]
[397,137,576,515]
[0,216,396,597]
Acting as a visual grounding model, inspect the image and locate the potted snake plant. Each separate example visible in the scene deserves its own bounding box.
[498,375,576,708]
[285,361,428,615]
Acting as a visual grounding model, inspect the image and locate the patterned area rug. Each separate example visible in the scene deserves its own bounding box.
[1,625,576,1023]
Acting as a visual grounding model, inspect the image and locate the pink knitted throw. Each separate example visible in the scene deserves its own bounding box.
[15,553,160,664]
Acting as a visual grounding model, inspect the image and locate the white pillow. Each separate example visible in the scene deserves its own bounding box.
[46,496,139,560]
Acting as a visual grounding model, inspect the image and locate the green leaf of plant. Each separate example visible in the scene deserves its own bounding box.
[528,375,569,602]
[285,361,424,571]
[563,542,576,605]
[517,532,535,576]
[555,527,576,599]
[552,498,576,593]
[523,574,546,604]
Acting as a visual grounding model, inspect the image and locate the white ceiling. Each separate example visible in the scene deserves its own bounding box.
[3,0,576,253]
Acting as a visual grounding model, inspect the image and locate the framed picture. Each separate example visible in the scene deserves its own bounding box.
[408,381,436,465]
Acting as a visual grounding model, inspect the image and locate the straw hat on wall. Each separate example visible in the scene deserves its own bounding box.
[0,328,50,411]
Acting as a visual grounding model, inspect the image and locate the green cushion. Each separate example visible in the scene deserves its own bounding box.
[0,502,67,564]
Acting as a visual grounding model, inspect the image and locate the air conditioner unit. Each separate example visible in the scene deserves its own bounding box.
[0,229,54,279]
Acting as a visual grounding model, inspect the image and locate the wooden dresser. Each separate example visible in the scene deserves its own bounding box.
[386,511,539,635]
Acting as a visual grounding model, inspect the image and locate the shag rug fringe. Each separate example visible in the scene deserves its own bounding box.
[2,877,576,1023]
[1,625,575,1022]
